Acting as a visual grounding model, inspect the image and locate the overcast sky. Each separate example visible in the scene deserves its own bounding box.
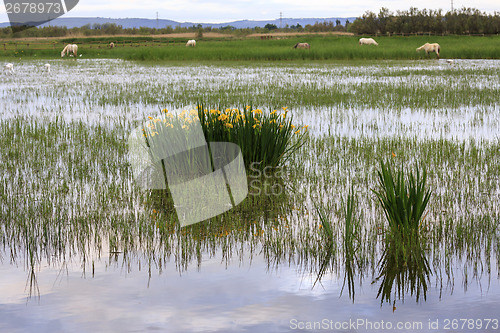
[1,0,498,24]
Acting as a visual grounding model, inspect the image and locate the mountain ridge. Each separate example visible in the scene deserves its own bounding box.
[0,16,356,29]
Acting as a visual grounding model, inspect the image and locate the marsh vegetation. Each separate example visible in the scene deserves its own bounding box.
[0,58,499,330]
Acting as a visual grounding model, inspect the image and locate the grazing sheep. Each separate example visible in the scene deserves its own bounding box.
[4,63,14,74]
[293,42,310,49]
[109,42,115,48]
[359,38,378,46]
[416,43,440,59]
[44,63,51,73]
[186,40,196,47]
[61,44,78,57]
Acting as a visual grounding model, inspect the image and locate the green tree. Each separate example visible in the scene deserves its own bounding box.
[264,23,278,31]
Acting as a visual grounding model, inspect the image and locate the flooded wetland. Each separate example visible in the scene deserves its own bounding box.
[1,58,499,332]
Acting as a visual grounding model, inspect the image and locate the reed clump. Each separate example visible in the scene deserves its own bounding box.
[197,105,308,169]
[372,160,432,233]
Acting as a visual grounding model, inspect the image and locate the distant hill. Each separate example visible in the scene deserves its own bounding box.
[0,16,356,29]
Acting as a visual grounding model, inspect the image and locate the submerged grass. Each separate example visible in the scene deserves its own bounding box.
[0,59,498,303]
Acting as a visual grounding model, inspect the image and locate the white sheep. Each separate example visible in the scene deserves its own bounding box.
[359,38,379,46]
[4,63,14,74]
[416,43,440,59]
[186,40,196,47]
[44,63,51,73]
[61,44,78,57]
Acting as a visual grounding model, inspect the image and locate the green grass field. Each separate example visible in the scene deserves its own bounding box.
[1,34,500,61]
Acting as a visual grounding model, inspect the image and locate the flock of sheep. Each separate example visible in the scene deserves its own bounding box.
[3,38,446,75]
[3,62,50,74]
[361,37,442,59]
[294,37,442,59]
[3,42,80,75]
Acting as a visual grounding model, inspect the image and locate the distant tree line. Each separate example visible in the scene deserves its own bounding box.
[349,7,500,35]
[0,20,352,38]
[1,7,498,38]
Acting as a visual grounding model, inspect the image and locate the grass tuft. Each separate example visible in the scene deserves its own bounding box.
[372,160,432,232]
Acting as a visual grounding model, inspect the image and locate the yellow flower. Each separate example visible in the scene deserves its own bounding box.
[246,105,251,110]
[282,106,288,111]
[218,114,229,121]
[226,123,233,128]
[302,125,309,131]
[291,124,295,129]
[282,113,286,119]
[148,116,153,120]
[270,110,277,115]
[294,130,301,134]
[252,124,257,128]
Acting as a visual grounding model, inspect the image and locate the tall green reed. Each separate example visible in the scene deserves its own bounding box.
[372,159,432,232]
[314,186,360,299]
[197,105,308,169]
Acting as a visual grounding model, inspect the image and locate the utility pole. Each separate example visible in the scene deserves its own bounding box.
[156,11,158,28]
[280,12,282,29]
[451,0,454,11]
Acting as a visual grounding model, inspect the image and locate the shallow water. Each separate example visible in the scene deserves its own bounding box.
[1,249,499,332]
[2,59,499,140]
[1,59,499,332]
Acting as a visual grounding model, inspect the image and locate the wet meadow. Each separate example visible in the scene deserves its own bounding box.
[0,56,499,331]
